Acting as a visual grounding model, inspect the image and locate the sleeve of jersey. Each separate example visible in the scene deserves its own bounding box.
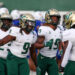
[38,27,46,37]
[62,30,71,42]
[61,41,72,67]
[8,27,19,37]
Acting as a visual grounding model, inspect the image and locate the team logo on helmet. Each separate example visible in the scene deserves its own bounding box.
[20,13,35,29]
[64,11,75,29]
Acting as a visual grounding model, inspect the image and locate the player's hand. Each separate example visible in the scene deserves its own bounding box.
[44,40,53,47]
[0,40,3,46]
[29,58,36,71]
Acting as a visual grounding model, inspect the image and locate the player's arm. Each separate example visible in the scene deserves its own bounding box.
[60,30,70,63]
[34,36,45,49]
[30,44,37,67]
[56,40,63,58]
[0,27,19,46]
[34,35,53,49]
[35,26,52,49]
[58,41,69,72]
[61,41,72,68]
[28,57,36,71]
[0,35,16,46]
[56,41,64,68]
[60,41,69,65]
[58,30,71,71]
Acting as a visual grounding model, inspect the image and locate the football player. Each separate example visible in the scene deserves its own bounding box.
[62,12,75,75]
[34,9,62,75]
[0,14,37,75]
[59,12,73,72]
[0,13,12,75]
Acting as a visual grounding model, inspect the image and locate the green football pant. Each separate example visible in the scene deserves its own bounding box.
[37,53,59,75]
[7,52,30,75]
[64,60,75,75]
[0,58,7,75]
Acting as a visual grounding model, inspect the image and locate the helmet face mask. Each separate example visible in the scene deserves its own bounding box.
[25,20,35,33]
[20,14,35,33]
[50,16,60,26]
[25,20,35,27]
[0,14,12,30]
[64,12,75,29]
[1,19,12,30]
[45,9,60,26]
[65,21,71,29]
[25,25,34,33]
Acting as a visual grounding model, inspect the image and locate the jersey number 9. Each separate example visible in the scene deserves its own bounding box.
[22,42,30,54]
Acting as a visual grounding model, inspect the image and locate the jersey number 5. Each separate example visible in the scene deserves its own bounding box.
[49,39,60,50]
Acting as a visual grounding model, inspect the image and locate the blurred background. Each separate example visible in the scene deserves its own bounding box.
[0,0,75,11]
[0,0,75,25]
[0,0,75,75]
